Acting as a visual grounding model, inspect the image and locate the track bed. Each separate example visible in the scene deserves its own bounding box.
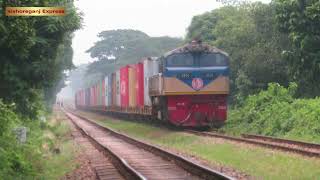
[64,110,231,180]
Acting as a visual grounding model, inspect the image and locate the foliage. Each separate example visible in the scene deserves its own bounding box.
[0,0,81,118]
[186,3,291,103]
[0,100,79,179]
[0,100,43,178]
[274,0,320,97]
[224,83,320,143]
[85,29,183,84]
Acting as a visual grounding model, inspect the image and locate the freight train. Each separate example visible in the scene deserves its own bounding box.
[75,40,229,127]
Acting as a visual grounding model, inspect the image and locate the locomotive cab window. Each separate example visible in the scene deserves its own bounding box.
[166,53,194,67]
[199,53,228,67]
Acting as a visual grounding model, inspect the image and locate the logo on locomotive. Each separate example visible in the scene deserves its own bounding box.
[191,78,203,90]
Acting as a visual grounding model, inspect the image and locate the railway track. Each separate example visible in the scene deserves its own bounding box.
[186,130,320,158]
[63,109,233,180]
[66,115,126,180]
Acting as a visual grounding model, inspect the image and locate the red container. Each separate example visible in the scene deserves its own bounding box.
[120,66,129,107]
[135,62,144,107]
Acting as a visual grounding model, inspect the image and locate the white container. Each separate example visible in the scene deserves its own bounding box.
[104,75,112,106]
[116,70,121,106]
[143,57,159,106]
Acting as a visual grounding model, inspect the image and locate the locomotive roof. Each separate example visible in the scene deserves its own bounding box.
[163,41,229,58]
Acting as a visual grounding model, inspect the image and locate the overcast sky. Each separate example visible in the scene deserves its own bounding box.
[72,0,269,66]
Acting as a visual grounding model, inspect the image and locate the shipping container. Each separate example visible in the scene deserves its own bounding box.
[80,90,84,106]
[104,75,112,106]
[116,70,121,106]
[95,84,97,106]
[102,79,106,106]
[78,91,81,106]
[135,62,144,108]
[97,83,100,106]
[90,87,93,106]
[92,84,97,106]
[128,65,136,107]
[143,58,159,106]
[97,82,100,106]
[82,90,85,106]
[99,81,103,106]
[76,91,79,106]
[75,92,78,106]
[85,88,88,106]
[91,86,94,106]
[120,66,129,107]
[99,82,101,106]
[111,73,117,106]
[102,80,105,106]
[93,85,96,106]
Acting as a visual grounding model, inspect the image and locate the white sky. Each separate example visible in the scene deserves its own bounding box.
[72,0,269,66]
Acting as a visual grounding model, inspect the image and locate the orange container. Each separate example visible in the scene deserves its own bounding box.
[128,65,136,107]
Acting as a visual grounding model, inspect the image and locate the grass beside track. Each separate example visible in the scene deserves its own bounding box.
[74,110,320,180]
[38,110,80,179]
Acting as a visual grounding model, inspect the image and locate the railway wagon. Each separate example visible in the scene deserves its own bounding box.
[75,40,229,127]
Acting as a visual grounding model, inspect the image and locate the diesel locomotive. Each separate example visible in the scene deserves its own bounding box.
[75,40,229,127]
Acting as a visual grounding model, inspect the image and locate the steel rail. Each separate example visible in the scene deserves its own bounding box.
[63,109,147,180]
[65,109,233,180]
[186,130,320,158]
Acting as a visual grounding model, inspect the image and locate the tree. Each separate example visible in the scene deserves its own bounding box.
[86,29,183,78]
[0,0,81,118]
[275,0,320,97]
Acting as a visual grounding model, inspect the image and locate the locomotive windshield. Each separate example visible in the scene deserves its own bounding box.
[199,53,228,67]
[166,52,228,67]
[166,53,193,67]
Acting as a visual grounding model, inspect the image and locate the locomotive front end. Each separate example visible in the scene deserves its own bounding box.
[150,41,230,127]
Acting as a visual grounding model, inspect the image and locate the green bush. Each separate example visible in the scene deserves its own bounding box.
[224,83,320,143]
[0,100,45,179]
